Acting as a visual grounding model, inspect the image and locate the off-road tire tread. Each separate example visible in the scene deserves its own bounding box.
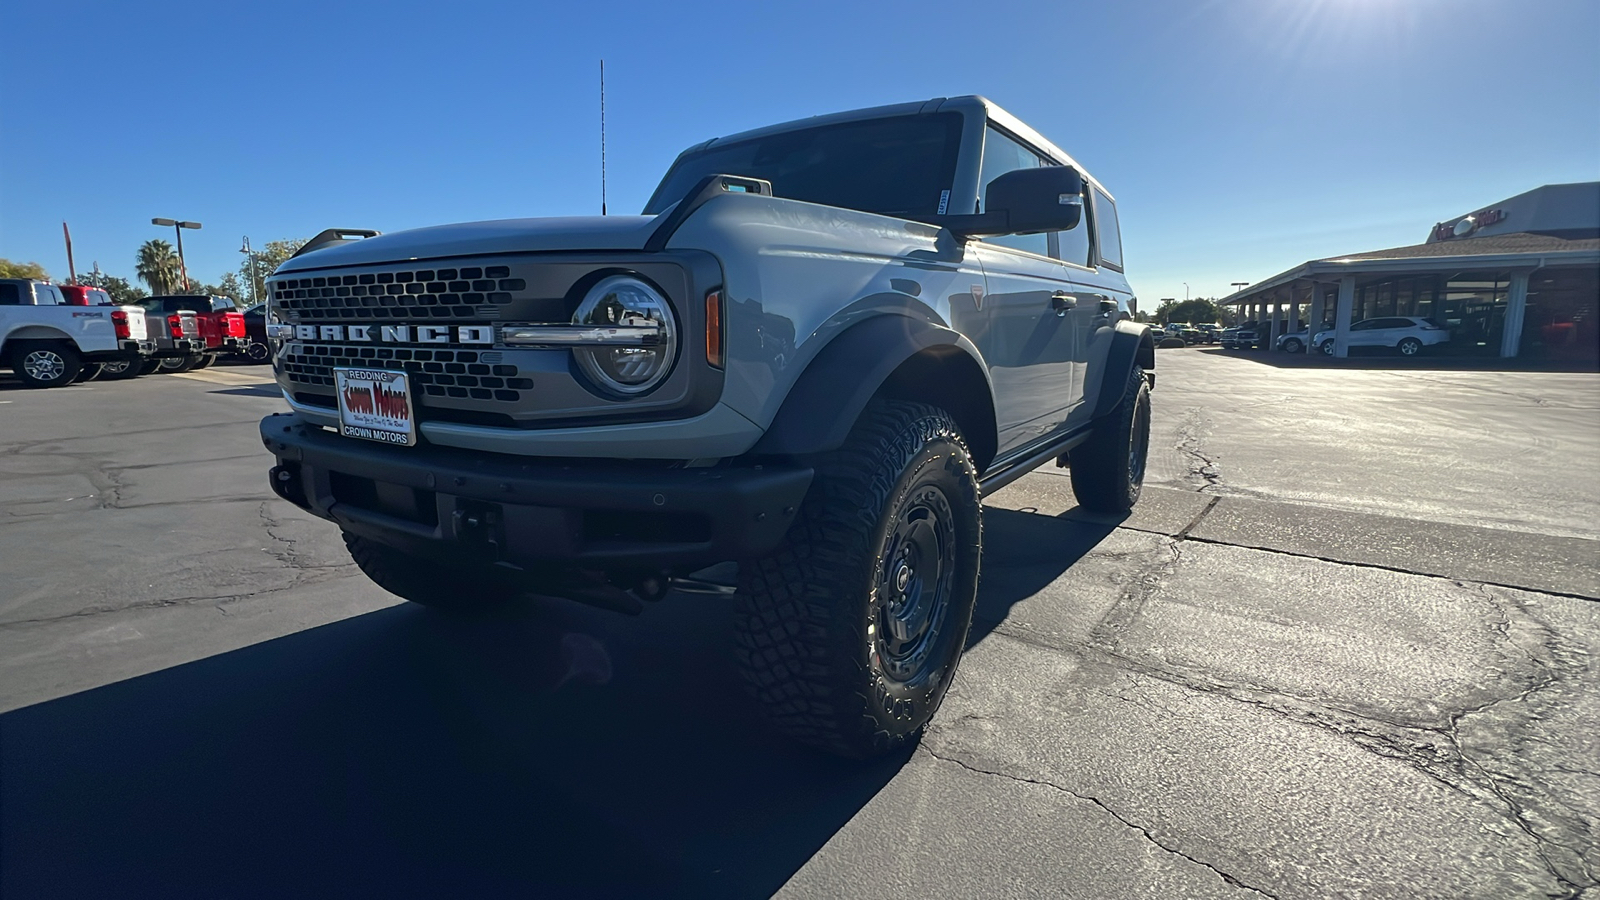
[1069,366,1149,513]
[735,400,981,758]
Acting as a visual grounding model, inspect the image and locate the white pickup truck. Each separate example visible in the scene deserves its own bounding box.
[0,279,156,387]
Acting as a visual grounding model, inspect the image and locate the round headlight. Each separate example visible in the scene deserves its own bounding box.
[571,275,677,395]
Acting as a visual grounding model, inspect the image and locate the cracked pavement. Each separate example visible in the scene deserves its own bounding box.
[2,354,1597,899]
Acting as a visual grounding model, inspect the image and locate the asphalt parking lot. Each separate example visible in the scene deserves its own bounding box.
[1,353,1596,899]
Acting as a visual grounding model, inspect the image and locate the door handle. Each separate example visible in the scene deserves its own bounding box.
[1050,292,1075,316]
[1094,294,1117,314]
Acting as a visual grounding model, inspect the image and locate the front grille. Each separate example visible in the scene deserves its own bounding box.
[271,264,527,320]
[280,344,533,402]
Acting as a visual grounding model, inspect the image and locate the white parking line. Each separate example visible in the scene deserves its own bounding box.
[172,369,275,386]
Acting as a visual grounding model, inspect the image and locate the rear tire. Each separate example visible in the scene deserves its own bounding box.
[138,358,163,376]
[1397,337,1422,356]
[98,358,145,380]
[158,354,201,373]
[244,341,271,363]
[1320,340,1336,356]
[193,352,217,369]
[73,363,104,383]
[736,400,982,758]
[1068,366,1151,514]
[342,533,515,613]
[12,343,82,388]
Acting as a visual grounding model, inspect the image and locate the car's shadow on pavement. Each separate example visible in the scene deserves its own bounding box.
[0,507,1120,900]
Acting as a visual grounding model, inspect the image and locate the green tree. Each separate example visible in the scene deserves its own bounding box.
[235,238,308,305]
[135,240,182,295]
[78,269,147,304]
[1158,298,1220,325]
[0,259,51,280]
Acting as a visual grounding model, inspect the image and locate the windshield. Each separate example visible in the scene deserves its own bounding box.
[643,113,964,221]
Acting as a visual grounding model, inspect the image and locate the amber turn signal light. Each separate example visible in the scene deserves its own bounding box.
[705,290,724,369]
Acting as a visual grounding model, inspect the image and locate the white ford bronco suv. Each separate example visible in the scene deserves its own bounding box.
[260,96,1154,757]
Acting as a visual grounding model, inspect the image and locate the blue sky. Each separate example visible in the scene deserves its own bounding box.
[4,0,1597,306]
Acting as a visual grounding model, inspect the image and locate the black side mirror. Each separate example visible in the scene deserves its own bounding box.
[939,166,1085,239]
[986,166,1084,235]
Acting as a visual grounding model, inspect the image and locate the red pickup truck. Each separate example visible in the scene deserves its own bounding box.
[137,295,247,371]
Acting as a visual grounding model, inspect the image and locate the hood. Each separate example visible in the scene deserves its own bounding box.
[274,215,663,273]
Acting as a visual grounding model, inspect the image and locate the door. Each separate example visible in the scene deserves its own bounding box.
[965,125,1080,458]
[1063,185,1135,430]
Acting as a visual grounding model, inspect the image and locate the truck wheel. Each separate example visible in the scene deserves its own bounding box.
[342,532,514,613]
[159,355,200,373]
[193,353,218,369]
[1068,366,1151,514]
[138,358,163,376]
[13,343,83,388]
[74,363,104,383]
[735,400,982,758]
[98,358,144,380]
[244,341,271,363]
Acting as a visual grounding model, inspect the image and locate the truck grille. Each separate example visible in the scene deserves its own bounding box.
[271,265,526,320]
[280,344,533,402]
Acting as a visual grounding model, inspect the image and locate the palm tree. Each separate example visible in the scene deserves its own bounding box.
[136,240,182,295]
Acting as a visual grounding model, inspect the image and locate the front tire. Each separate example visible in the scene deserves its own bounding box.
[1068,366,1151,513]
[12,343,83,388]
[1282,338,1303,354]
[342,533,515,613]
[1320,339,1336,356]
[736,400,982,758]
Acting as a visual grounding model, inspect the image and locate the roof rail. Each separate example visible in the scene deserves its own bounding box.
[291,228,381,259]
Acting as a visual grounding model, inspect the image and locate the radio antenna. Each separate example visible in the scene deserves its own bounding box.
[600,59,607,216]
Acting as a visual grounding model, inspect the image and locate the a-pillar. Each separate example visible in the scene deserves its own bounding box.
[1500,270,1531,358]
[1332,276,1356,358]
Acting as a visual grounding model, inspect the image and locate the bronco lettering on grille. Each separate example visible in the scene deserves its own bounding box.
[294,324,494,344]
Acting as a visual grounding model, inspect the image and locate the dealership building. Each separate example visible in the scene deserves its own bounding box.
[1220,182,1599,360]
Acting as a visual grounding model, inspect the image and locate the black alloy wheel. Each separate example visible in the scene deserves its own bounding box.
[244,341,271,363]
[875,483,959,686]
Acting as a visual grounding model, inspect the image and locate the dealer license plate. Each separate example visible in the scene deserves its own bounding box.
[334,367,417,446]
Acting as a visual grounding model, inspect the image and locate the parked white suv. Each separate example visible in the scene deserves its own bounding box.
[1315,316,1450,357]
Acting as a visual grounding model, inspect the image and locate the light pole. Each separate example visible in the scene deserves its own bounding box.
[1231,282,1248,294]
[1183,282,1190,303]
[239,236,257,307]
[151,218,201,291]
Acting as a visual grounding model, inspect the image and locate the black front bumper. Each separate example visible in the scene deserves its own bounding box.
[260,412,812,571]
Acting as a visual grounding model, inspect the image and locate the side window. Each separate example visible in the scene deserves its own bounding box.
[978,125,1049,258]
[1059,195,1093,267]
[1092,187,1123,270]
[0,283,20,305]
[34,285,63,305]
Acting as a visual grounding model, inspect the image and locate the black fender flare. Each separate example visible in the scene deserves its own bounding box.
[1092,321,1156,419]
[750,315,994,458]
